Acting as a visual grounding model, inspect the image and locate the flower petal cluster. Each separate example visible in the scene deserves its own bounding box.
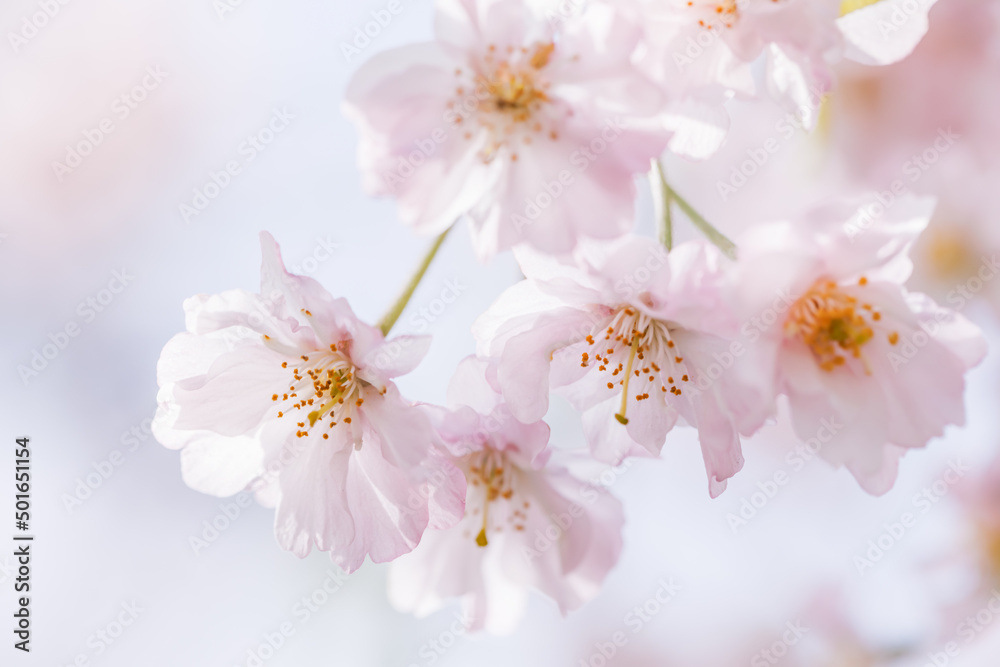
[344,0,670,260]
[388,356,624,633]
[153,233,462,572]
[729,196,986,493]
[150,0,990,637]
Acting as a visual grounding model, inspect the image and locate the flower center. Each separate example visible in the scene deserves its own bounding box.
[687,0,791,30]
[984,524,1000,582]
[581,306,690,425]
[689,0,742,30]
[269,342,365,439]
[784,278,899,373]
[464,448,528,547]
[925,226,976,281]
[450,42,559,163]
[484,46,552,118]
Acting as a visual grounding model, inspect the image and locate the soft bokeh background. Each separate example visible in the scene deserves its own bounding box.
[2,1,999,665]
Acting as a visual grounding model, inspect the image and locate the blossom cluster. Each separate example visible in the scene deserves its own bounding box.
[153,0,988,633]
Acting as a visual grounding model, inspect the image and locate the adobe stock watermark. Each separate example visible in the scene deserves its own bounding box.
[589,458,636,493]
[233,568,352,667]
[519,457,635,565]
[56,601,144,667]
[404,610,475,667]
[750,620,809,667]
[613,264,799,405]
[340,0,413,63]
[286,235,341,276]
[7,0,75,53]
[726,416,843,534]
[844,127,960,241]
[853,459,969,576]
[180,107,294,224]
[405,278,468,333]
[188,491,255,556]
[542,0,586,28]
[378,81,624,201]
[612,241,669,299]
[916,589,1000,667]
[957,589,1000,642]
[511,118,628,234]
[214,0,252,20]
[378,64,527,192]
[578,578,682,667]
[17,269,135,385]
[871,0,936,39]
[716,83,828,203]
[368,277,469,372]
[215,238,342,353]
[52,66,169,182]
[216,287,287,353]
[61,418,155,513]
[664,286,799,403]
[739,289,798,343]
[888,255,999,371]
[380,128,450,194]
[400,403,524,522]
[941,255,1000,311]
[242,438,311,505]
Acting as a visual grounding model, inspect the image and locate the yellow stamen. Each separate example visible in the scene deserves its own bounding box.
[785,280,877,374]
[615,333,640,425]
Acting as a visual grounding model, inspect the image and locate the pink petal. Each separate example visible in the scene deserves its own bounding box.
[172,343,289,437]
[497,308,600,423]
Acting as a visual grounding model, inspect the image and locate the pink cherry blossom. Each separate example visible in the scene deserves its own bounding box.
[474,236,758,497]
[152,232,462,572]
[342,0,669,260]
[827,0,1000,312]
[831,0,1000,185]
[608,0,939,153]
[729,195,987,494]
[388,356,624,634]
[955,454,1000,582]
[906,161,1000,316]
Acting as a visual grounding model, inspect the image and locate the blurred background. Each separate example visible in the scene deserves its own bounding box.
[2,0,999,665]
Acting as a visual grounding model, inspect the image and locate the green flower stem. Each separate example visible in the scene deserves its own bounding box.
[651,159,673,251]
[652,160,738,260]
[377,227,452,336]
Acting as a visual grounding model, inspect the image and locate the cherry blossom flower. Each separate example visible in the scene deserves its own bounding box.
[830,0,1000,183]
[388,356,624,634]
[827,0,1000,311]
[955,455,1000,584]
[473,236,758,497]
[729,195,987,494]
[608,0,939,152]
[152,232,462,572]
[907,163,1000,316]
[343,0,668,260]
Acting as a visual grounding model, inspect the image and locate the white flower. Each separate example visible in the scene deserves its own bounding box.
[153,233,463,571]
